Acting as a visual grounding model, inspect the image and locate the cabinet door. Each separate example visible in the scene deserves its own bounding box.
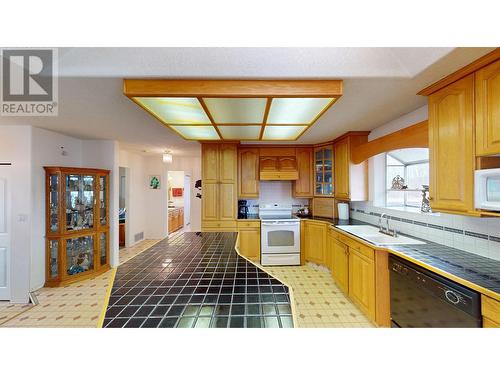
[334,138,350,200]
[304,222,326,265]
[202,143,219,183]
[294,148,313,197]
[202,183,218,221]
[428,74,475,213]
[348,248,375,321]
[332,238,349,294]
[260,157,278,172]
[219,144,237,183]
[239,228,261,261]
[483,317,500,328]
[476,59,500,156]
[238,148,259,198]
[219,183,236,221]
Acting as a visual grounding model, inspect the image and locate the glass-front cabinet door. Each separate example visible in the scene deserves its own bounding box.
[48,173,60,233]
[99,231,108,267]
[98,174,108,227]
[48,239,59,279]
[314,145,334,196]
[65,235,95,276]
[65,174,95,232]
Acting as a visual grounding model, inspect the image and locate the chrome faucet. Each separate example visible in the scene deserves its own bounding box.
[379,213,398,237]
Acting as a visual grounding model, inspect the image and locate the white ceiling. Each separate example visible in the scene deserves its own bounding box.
[0,47,494,156]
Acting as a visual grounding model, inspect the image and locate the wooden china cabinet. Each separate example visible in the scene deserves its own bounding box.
[44,166,110,287]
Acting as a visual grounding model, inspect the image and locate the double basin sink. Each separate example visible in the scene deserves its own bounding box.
[335,225,425,246]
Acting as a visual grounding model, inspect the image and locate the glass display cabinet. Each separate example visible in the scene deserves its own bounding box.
[314,145,334,196]
[44,167,110,287]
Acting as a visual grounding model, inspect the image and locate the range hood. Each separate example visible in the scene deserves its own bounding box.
[259,156,299,180]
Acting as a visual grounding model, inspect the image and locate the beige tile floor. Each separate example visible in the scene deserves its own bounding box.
[263,263,374,328]
[0,239,161,328]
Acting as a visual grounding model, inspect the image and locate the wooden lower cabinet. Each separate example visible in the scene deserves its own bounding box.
[483,317,500,328]
[238,227,261,262]
[304,221,326,265]
[331,237,349,295]
[168,207,184,234]
[348,247,376,322]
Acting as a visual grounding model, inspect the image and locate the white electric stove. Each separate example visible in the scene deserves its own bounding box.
[259,204,301,266]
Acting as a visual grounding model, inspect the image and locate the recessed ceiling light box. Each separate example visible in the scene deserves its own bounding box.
[124,80,343,141]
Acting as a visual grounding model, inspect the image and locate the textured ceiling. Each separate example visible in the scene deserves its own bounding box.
[0,47,494,156]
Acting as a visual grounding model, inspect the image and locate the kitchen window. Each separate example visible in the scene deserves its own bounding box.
[386,148,429,208]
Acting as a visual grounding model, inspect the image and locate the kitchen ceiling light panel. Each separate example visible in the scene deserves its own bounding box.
[267,98,335,124]
[218,125,261,140]
[170,125,220,140]
[203,98,267,124]
[135,97,211,124]
[262,125,308,140]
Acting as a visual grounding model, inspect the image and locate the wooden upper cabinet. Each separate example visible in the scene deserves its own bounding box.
[219,143,237,183]
[238,148,259,198]
[293,147,313,198]
[428,74,475,213]
[202,143,219,183]
[259,155,298,180]
[476,59,500,156]
[333,134,368,201]
[334,138,350,200]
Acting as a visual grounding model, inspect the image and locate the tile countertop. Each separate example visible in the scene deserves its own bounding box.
[302,216,500,299]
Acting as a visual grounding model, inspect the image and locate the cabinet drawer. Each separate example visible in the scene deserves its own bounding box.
[482,295,500,324]
[237,221,261,229]
[329,228,341,240]
[202,221,237,229]
[341,236,374,260]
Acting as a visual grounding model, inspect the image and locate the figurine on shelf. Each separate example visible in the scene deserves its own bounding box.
[391,175,406,190]
[421,185,432,213]
[76,252,91,271]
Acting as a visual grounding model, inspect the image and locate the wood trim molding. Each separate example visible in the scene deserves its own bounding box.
[123,79,343,98]
[351,120,428,164]
[417,48,500,96]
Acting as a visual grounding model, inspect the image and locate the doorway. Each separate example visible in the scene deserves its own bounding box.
[0,165,11,300]
[119,167,129,249]
[167,171,191,234]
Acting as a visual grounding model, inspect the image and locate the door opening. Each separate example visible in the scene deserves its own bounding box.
[119,167,129,249]
[0,165,11,300]
[167,171,191,234]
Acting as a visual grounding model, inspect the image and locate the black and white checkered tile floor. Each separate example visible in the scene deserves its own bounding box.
[103,232,294,328]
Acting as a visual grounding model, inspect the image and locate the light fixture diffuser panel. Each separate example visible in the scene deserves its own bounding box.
[135,97,211,124]
[262,125,308,140]
[171,125,220,140]
[267,98,334,124]
[218,125,261,140]
[203,98,267,124]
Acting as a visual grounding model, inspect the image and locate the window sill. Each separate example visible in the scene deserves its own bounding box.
[375,205,441,216]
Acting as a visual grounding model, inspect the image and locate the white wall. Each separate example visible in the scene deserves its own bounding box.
[0,126,33,303]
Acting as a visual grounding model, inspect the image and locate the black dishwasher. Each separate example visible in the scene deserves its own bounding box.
[389,255,482,328]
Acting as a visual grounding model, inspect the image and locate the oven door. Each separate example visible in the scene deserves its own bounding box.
[261,221,300,254]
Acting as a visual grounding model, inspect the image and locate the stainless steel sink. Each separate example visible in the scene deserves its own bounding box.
[335,225,425,246]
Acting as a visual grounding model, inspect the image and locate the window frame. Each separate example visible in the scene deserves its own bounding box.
[385,151,429,209]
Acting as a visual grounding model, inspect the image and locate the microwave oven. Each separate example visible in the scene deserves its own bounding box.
[475,168,500,211]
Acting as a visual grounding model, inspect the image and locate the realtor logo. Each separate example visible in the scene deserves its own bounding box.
[1,48,58,116]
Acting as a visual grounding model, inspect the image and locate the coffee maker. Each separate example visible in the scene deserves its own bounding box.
[238,200,249,219]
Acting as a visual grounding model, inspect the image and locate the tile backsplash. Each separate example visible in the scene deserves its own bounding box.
[244,181,309,214]
[350,201,500,261]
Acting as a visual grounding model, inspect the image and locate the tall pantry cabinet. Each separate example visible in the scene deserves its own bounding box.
[201,143,238,231]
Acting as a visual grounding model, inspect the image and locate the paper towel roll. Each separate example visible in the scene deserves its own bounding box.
[338,202,349,220]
